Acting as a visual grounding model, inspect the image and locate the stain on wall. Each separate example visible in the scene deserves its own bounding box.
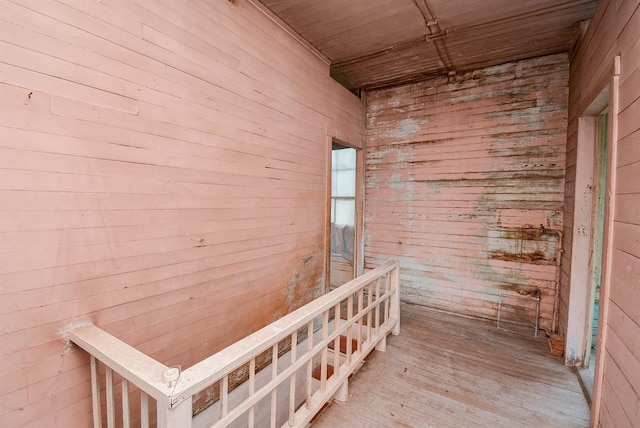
[364,53,569,332]
[283,250,325,313]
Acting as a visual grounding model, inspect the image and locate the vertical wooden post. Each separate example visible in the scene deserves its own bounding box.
[346,294,354,365]
[357,289,364,350]
[105,367,115,428]
[375,335,387,352]
[390,265,401,335]
[90,356,102,428]
[334,380,349,403]
[122,380,130,428]
[305,320,314,408]
[140,392,149,428]
[221,375,229,417]
[320,311,329,392]
[248,358,256,428]
[333,302,340,373]
[366,282,373,343]
[157,397,192,428]
[288,330,297,426]
[270,343,278,428]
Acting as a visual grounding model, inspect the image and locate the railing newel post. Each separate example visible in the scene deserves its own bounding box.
[157,396,192,428]
[375,335,387,352]
[391,263,401,336]
[334,380,349,402]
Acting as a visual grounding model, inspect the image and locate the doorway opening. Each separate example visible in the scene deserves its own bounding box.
[585,108,608,367]
[329,142,357,289]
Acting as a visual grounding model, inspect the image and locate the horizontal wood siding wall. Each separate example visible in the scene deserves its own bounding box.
[0,0,364,425]
[562,0,640,425]
[365,54,569,332]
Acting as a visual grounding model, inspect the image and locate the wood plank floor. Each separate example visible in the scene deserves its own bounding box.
[313,303,590,427]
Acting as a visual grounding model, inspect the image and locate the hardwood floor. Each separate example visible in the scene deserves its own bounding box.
[313,303,590,427]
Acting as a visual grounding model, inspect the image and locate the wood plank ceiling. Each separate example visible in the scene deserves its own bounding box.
[260,0,598,90]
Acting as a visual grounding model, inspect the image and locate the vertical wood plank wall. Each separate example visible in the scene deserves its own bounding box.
[0,0,364,425]
[364,54,569,332]
[560,0,640,425]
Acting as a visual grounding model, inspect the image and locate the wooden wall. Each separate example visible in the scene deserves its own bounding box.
[364,53,569,332]
[0,0,364,425]
[559,0,640,425]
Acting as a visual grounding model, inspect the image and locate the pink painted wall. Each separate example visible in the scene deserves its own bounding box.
[0,0,364,425]
[365,54,569,333]
[559,0,640,425]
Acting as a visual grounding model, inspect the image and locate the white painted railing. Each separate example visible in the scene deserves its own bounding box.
[69,261,400,427]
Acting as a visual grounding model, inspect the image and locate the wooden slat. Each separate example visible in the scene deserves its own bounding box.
[287,330,297,426]
[248,358,255,428]
[140,392,149,428]
[105,367,115,428]
[320,311,329,392]
[121,379,130,428]
[220,375,228,417]
[268,343,277,428]
[90,356,102,428]
[305,320,313,408]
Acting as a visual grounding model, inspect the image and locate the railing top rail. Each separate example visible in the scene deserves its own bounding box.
[170,260,398,406]
[68,323,174,401]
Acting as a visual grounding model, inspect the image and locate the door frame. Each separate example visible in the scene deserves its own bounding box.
[564,56,619,425]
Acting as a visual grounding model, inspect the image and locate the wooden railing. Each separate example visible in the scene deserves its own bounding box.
[69,261,400,427]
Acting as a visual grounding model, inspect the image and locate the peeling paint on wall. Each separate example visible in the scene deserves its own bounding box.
[365,53,569,332]
[380,118,423,139]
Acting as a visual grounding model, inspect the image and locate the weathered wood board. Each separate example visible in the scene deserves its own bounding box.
[364,53,569,332]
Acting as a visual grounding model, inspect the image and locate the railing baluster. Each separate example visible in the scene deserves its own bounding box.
[384,272,391,324]
[140,392,149,428]
[270,343,278,428]
[346,294,354,365]
[90,356,102,428]
[288,330,297,426]
[375,277,381,334]
[305,320,313,408]
[221,375,229,417]
[121,379,130,428]
[105,367,115,428]
[249,358,255,428]
[391,265,401,335]
[320,310,329,391]
[367,282,373,343]
[357,288,364,352]
[333,303,340,372]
